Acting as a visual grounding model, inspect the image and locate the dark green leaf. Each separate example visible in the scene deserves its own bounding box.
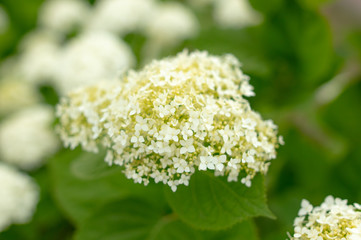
[165,172,274,230]
[74,198,259,240]
[49,149,166,225]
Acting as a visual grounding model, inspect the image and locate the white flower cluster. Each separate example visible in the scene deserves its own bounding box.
[55,31,135,94]
[17,31,61,85]
[0,105,59,170]
[143,2,199,60]
[38,0,90,34]
[213,0,262,29]
[15,0,198,94]
[188,0,262,29]
[0,78,41,116]
[57,50,282,191]
[290,196,361,240]
[88,0,156,35]
[0,164,39,232]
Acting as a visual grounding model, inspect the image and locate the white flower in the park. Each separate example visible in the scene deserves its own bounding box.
[55,31,135,94]
[0,105,59,170]
[0,164,39,232]
[290,196,361,240]
[38,0,90,34]
[57,50,282,191]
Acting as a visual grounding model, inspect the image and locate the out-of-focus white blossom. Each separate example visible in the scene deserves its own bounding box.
[143,2,199,60]
[0,78,41,116]
[17,31,61,85]
[290,196,361,240]
[57,50,282,192]
[38,0,90,34]
[145,2,199,45]
[55,31,135,94]
[0,5,8,34]
[88,0,156,35]
[0,164,39,232]
[213,0,262,29]
[0,105,59,170]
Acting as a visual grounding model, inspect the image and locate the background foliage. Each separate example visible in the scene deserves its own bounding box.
[0,0,360,239]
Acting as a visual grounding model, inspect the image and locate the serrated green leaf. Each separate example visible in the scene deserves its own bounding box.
[74,198,259,240]
[165,172,274,230]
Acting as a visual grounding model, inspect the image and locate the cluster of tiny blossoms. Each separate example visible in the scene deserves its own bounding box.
[0,164,39,232]
[290,196,361,240]
[57,50,282,191]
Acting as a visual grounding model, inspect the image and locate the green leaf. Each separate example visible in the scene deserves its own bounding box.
[165,172,274,230]
[74,198,259,240]
[49,149,166,225]
[203,220,259,240]
[70,151,122,180]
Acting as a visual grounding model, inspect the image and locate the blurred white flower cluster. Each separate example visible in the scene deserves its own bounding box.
[0,164,39,232]
[0,105,59,170]
[290,196,361,240]
[0,78,41,116]
[0,5,8,34]
[188,0,262,29]
[11,0,199,95]
[57,50,282,191]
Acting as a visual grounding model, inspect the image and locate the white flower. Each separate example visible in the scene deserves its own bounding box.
[88,0,156,35]
[0,164,39,232]
[145,2,199,46]
[38,0,90,34]
[17,31,61,85]
[180,138,196,154]
[290,196,361,240]
[298,199,313,216]
[55,31,135,94]
[142,2,199,60]
[0,79,40,116]
[0,105,59,170]
[213,0,262,29]
[57,50,282,191]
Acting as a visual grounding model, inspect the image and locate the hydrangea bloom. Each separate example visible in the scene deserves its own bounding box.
[145,2,199,46]
[0,79,40,116]
[290,196,361,240]
[0,105,59,170]
[57,50,282,191]
[38,0,90,34]
[55,31,135,94]
[88,0,156,35]
[143,2,199,60]
[17,31,61,85]
[0,164,39,232]
[213,0,262,29]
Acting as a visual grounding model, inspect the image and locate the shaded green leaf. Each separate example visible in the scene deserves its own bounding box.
[165,172,274,230]
[75,198,259,240]
[49,149,166,225]
[70,151,122,180]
